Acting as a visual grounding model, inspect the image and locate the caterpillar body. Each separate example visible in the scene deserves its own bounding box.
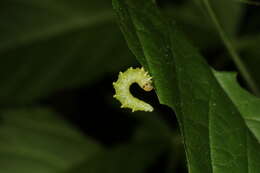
[113,67,154,112]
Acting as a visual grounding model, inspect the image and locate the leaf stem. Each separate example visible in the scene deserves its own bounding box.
[202,0,260,96]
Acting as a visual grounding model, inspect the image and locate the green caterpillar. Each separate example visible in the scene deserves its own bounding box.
[113,67,154,112]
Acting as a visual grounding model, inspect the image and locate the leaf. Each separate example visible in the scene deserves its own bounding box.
[113,0,260,172]
[0,0,135,104]
[0,108,102,173]
[214,71,260,141]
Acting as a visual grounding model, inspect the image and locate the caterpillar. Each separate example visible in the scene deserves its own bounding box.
[113,67,154,112]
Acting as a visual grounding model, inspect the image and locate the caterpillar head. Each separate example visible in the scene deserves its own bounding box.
[140,75,153,92]
[137,67,153,92]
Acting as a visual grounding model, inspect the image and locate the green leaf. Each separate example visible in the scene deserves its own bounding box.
[113,0,260,172]
[0,0,135,104]
[214,71,260,141]
[0,108,102,173]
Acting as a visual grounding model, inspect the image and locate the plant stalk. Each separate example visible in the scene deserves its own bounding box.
[202,0,260,96]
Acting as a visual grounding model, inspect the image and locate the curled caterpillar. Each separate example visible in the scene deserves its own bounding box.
[113,67,154,112]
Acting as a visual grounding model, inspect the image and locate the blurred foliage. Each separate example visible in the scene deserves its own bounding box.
[0,0,260,173]
[0,0,135,104]
[0,108,102,172]
[0,108,175,173]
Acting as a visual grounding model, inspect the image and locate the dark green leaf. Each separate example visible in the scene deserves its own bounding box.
[113,0,260,172]
[214,71,260,141]
[0,108,102,173]
[0,0,135,104]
